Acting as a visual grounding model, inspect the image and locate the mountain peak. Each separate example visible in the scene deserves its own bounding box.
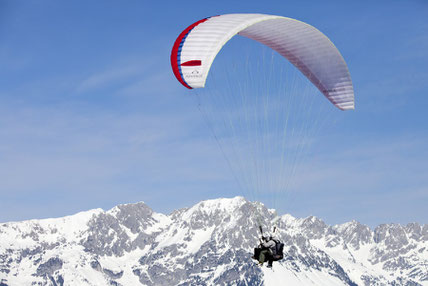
[188,196,248,214]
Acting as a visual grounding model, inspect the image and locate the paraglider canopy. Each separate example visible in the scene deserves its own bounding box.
[171,13,354,110]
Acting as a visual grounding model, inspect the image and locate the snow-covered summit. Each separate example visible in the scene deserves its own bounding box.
[0,197,426,286]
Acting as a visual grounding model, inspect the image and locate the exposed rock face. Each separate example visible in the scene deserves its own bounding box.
[0,197,426,285]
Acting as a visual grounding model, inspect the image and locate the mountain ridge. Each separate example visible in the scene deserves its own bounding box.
[0,196,426,285]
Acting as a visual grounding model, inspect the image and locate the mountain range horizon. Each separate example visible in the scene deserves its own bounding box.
[0,196,426,285]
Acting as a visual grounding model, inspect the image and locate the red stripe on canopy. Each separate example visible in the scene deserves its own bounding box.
[170,18,209,89]
[181,60,202,66]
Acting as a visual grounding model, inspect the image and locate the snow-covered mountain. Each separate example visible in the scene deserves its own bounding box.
[0,197,426,286]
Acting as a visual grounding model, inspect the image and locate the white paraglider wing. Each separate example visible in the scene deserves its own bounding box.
[171,13,354,110]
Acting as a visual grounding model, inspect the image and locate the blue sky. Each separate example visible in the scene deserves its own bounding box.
[0,0,427,227]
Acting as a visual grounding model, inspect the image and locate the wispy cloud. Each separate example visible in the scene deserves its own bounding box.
[0,92,235,221]
[75,65,142,94]
[283,134,428,226]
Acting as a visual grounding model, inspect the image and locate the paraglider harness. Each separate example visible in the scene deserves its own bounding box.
[252,226,284,262]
